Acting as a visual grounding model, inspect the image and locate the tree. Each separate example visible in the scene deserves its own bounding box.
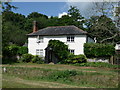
[68,6,84,21]
[2,3,27,46]
[114,2,120,30]
[2,2,18,12]
[87,15,120,44]
[27,12,48,19]
[65,6,85,29]
[92,1,116,17]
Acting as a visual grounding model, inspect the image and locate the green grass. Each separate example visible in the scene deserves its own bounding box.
[2,63,120,88]
[74,62,119,69]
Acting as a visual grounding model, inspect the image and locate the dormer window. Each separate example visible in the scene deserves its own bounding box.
[67,36,74,42]
[37,36,43,43]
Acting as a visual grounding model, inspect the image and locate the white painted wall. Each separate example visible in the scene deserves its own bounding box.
[28,35,92,57]
[115,44,120,50]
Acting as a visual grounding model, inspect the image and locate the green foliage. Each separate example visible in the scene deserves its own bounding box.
[32,55,44,64]
[62,54,87,64]
[68,6,84,21]
[84,43,115,58]
[86,15,119,44]
[46,70,77,81]
[27,12,48,19]
[2,45,19,64]
[48,40,69,61]
[20,54,33,63]
[3,45,19,56]
[17,46,28,56]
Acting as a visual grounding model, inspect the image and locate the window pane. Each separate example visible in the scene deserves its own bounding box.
[67,36,74,42]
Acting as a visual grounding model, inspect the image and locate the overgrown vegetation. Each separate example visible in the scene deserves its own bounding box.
[2,45,28,64]
[84,43,115,58]
[2,64,119,88]
[61,54,87,64]
[48,40,69,61]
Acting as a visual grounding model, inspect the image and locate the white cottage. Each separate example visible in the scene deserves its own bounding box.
[27,21,94,57]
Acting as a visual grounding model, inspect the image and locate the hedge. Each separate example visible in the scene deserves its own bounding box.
[84,43,115,58]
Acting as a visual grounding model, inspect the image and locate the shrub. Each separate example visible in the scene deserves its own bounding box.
[62,54,87,64]
[84,43,115,58]
[20,54,33,63]
[2,45,19,64]
[32,55,44,64]
[17,46,28,56]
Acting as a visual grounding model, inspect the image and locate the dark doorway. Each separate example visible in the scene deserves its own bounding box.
[45,46,59,64]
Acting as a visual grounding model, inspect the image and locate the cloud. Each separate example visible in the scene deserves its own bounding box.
[66,2,95,18]
[66,1,119,18]
[58,12,68,18]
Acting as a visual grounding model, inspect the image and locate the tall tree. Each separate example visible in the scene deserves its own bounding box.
[27,12,48,19]
[87,15,120,44]
[67,6,85,29]
[68,6,84,21]
[2,2,27,46]
[2,2,18,12]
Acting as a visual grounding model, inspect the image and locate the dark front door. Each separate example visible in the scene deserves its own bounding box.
[45,46,59,64]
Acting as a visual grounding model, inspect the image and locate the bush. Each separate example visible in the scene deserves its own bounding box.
[62,54,87,64]
[17,46,28,56]
[48,40,69,62]
[32,55,44,64]
[84,43,115,58]
[20,54,33,63]
[2,45,19,64]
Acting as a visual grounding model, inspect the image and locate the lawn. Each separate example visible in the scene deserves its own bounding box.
[2,63,120,88]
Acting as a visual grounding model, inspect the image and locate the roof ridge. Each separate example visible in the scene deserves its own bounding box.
[47,25,75,28]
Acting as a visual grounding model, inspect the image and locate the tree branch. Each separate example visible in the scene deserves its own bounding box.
[100,33,118,43]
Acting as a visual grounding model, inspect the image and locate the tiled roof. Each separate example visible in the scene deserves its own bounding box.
[27,25,87,36]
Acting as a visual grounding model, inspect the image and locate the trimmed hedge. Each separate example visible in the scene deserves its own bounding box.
[84,43,115,58]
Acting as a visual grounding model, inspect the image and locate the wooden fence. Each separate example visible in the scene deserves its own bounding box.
[110,50,120,65]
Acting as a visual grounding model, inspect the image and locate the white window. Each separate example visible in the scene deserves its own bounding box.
[69,49,75,54]
[36,49,43,56]
[37,36,43,43]
[67,36,74,42]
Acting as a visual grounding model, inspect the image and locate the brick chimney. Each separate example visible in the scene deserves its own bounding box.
[33,21,38,33]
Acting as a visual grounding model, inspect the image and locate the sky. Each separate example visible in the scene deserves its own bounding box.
[10,2,69,17]
[9,1,119,18]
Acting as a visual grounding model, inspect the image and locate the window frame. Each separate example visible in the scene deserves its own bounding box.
[67,36,75,42]
[69,49,75,54]
[36,49,43,56]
